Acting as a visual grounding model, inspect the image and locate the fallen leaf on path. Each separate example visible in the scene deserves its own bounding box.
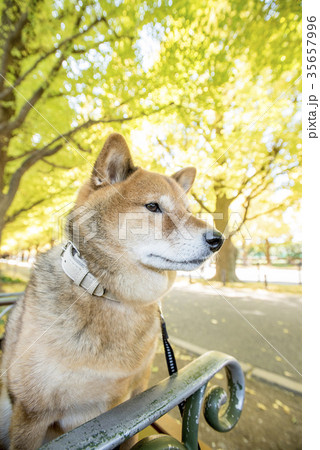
[257,402,267,411]
[275,399,291,414]
[283,405,291,414]
[245,387,256,395]
[284,371,293,377]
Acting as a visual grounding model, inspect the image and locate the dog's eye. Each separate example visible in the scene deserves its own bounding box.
[145,203,162,213]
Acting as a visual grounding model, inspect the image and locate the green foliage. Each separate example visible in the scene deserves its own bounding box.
[0,0,301,252]
[138,0,302,246]
[0,274,24,283]
[0,0,175,247]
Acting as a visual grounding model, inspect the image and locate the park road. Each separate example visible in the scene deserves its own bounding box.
[162,281,302,382]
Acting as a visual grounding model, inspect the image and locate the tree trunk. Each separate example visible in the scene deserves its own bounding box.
[242,237,248,266]
[265,238,271,265]
[211,194,239,282]
[0,202,6,249]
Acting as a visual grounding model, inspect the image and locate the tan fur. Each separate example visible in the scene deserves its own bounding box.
[0,133,222,449]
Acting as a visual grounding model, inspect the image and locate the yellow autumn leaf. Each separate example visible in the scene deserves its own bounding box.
[283,405,291,414]
[284,371,293,378]
[245,387,256,395]
[257,403,267,411]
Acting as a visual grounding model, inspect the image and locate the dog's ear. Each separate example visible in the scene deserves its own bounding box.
[91,133,136,188]
[171,167,196,193]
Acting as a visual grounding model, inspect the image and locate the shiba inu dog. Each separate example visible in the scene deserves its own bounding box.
[0,133,223,449]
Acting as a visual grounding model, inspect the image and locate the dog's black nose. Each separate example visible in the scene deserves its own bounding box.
[205,230,224,252]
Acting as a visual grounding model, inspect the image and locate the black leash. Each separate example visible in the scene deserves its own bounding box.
[159,305,201,449]
[159,307,185,417]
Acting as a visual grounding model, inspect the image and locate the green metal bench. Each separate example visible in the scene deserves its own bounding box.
[0,293,245,449]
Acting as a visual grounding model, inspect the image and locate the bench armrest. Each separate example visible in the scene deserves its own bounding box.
[42,351,245,450]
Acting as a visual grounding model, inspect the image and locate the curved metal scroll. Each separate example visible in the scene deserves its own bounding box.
[42,351,245,450]
[204,363,244,433]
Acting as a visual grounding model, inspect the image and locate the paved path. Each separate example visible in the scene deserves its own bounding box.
[1,260,302,381]
[150,347,301,450]
[162,281,302,382]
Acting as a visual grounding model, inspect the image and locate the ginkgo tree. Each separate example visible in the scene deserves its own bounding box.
[129,0,302,281]
[185,73,301,282]
[0,0,301,284]
[0,0,175,245]
[130,85,301,282]
[243,207,299,265]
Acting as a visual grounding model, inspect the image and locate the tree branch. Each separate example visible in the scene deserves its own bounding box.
[4,180,76,225]
[0,53,66,135]
[229,196,252,237]
[4,196,49,225]
[42,159,73,170]
[102,16,135,42]
[68,137,92,153]
[0,17,104,99]
[156,137,175,159]
[191,192,213,213]
[7,149,38,162]
[0,11,28,89]
[245,204,284,222]
[3,101,175,216]
[229,196,290,237]
[3,143,64,216]
[0,15,135,101]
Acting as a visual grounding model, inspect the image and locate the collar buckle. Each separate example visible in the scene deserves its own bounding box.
[61,240,80,257]
[60,241,120,303]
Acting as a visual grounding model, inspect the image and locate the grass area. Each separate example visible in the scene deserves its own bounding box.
[223,281,302,295]
[0,273,27,293]
[0,274,26,338]
[268,263,301,269]
[0,274,25,284]
[181,277,302,295]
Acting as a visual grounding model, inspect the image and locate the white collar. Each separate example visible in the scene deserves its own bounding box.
[60,241,119,303]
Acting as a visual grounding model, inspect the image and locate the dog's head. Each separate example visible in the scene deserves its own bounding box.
[71,133,223,272]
